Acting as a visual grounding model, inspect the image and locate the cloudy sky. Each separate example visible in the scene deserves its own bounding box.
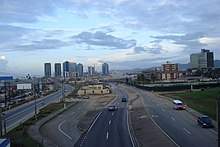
[0,0,220,77]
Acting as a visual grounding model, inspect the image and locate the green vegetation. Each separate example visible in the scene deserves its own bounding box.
[4,102,64,147]
[162,87,220,120]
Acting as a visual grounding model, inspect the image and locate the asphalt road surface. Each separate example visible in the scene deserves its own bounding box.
[40,100,88,147]
[74,85,134,147]
[127,86,217,147]
[3,84,73,133]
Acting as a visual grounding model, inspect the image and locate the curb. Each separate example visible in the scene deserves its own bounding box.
[28,101,79,146]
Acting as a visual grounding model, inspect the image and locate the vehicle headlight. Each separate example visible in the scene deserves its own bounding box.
[203,123,206,125]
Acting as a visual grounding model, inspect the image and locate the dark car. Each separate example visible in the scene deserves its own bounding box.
[108,105,116,111]
[197,115,213,128]
[121,97,127,102]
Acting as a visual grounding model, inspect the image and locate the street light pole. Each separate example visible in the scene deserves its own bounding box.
[33,84,37,120]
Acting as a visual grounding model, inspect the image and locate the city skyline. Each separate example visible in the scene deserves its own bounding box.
[0,1,220,77]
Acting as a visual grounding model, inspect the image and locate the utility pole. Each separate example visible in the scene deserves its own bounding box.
[3,113,6,135]
[33,84,37,120]
[62,82,66,109]
[217,97,220,147]
[0,111,2,137]
[4,82,7,108]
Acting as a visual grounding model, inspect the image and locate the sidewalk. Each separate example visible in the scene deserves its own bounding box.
[28,102,78,146]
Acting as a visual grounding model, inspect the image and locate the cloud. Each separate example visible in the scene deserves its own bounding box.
[0,25,75,52]
[0,57,8,72]
[12,39,72,51]
[0,0,56,23]
[129,44,164,55]
[151,32,208,51]
[72,31,136,49]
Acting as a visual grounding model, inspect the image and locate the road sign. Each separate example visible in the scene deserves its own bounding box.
[17,83,32,90]
[0,76,13,81]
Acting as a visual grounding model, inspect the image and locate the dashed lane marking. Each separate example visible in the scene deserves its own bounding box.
[171,117,176,121]
[183,128,191,135]
[106,132,109,139]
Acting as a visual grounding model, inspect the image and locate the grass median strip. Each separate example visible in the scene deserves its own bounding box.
[4,102,65,147]
[160,87,220,120]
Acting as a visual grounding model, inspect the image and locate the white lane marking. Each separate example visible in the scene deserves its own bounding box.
[209,129,217,134]
[71,112,75,115]
[161,109,166,112]
[112,112,114,116]
[109,120,111,125]
[171,117,176,121]
[88,110,104,132]
[183,128,191,135]
[127,105,135,147]
[106,132,109,139]
[58,120,72,140]
[140,94,180,147]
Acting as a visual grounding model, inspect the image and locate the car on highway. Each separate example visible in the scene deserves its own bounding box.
[108,105,116,111]
[197,115,213,128]
[173,100,186,110]
[121,97,127,102]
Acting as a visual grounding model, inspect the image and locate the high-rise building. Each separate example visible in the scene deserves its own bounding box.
[162,61,178,72]
[63,61,69,77]
[102,63,109,75]
[54,63,61,77]
[77,63,83,76]
[190,49,214,69]
[69,62,77,77]
[44,63,51,77]
[88,66,95,75]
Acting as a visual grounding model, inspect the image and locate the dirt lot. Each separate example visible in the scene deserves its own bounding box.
[77,93,116,132]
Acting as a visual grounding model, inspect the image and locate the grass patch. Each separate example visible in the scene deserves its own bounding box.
[160,87,220,120]
[4,102,65,147]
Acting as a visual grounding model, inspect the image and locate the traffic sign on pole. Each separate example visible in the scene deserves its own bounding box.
[0,76,13,81]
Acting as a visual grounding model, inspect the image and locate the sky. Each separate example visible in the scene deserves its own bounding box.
[0,0,220,77]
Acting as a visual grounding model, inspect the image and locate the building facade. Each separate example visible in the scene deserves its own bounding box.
[102,63,109,75]
[162,61,178,72]
[54,63,61,77]
[77,63,83,76]
[190,49,214,69]
[44,63,51,77]
[88,66,95,75]
[63,61,69,78]
[77,84,110,95]
[69,62,77,77]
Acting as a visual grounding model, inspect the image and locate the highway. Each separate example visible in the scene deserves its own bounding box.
[127,85,217,147]
[74,85,134,147]
[3,84,72,133]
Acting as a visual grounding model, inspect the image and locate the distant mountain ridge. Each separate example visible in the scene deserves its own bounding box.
[111,60,220,73]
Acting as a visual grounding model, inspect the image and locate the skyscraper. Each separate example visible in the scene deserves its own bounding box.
[190,49,214,69]
[88,66,95,75]
[54,63,61,77]
[69,62,77,77]
[77,63,83,76]
[102,63,109,75]
[63,61,69,77]
[44,63,51,77]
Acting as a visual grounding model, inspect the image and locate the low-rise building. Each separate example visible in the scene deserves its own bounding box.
[77,84,110,96]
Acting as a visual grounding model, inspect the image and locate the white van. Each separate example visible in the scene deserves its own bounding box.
[173,100,186,110]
